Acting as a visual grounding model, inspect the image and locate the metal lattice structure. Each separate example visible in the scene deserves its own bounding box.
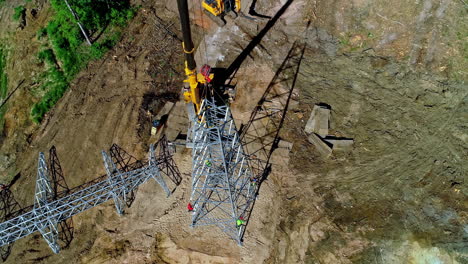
[34,152,60,253]
[0,140,175,253]
[0,187,23,261]
[188,99,256,244]
[48,146,75,250]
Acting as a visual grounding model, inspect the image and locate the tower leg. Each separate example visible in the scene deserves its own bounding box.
[149,144,171,197]
[34,152,60,253]
[102,151,125,215]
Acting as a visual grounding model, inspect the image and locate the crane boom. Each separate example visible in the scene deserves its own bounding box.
[176,0,204,115]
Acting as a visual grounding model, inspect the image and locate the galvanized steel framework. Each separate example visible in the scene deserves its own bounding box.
[188,99,256,244]
[0,141,174,253]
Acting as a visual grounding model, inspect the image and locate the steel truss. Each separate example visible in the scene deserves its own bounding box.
[0,140,174,253]
[189,99,256,245]
[0,187,22,261]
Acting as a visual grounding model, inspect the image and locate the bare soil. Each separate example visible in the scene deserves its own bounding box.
[0,0,466,263]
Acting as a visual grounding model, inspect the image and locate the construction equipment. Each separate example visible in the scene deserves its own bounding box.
[177,0,212,117]
[176,0,256,245]
[202,0,241,26]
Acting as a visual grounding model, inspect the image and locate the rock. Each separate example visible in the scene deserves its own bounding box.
[307,133,332,158]
[304,104,330,137]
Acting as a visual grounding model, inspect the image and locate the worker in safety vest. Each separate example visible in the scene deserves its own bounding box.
[250,177,258,186]
[187,203,194,212]
[205,160,212,167]
[236,217,245,227]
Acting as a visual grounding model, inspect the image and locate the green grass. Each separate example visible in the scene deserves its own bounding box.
[37,48,56,65]
[31,0,137,123]
[13,5,26,21]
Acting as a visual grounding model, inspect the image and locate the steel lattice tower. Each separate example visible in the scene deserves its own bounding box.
[188,99,256,244]
[0,138,176,253]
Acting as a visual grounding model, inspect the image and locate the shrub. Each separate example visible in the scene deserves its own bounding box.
[37,49,56,64]
[37,27,47,39]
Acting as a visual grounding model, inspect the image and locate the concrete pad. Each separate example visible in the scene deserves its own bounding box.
[307,133,332,158]
[305,105,330,137]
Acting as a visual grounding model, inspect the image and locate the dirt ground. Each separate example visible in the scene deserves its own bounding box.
[0,0,467,263]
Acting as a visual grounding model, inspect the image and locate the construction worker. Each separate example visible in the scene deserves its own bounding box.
[187,203,194,212]
[205,160,212,167]
[236,216,246,227]
[250,177,258,187]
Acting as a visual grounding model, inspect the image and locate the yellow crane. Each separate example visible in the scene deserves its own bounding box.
[176,0,214,115]
[202,0,241,26]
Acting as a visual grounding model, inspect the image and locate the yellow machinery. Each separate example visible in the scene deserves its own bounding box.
[202,0,241,26]
[177,0,214,115]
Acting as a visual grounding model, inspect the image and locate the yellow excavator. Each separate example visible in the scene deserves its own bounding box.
[202,0,241,26]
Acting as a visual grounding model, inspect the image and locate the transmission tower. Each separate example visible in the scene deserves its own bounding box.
[0,137,177,253]
[188,99,256,245]
[0,186,23,261]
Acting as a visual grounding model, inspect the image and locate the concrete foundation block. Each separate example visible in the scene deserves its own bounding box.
[305,105,330,137]
[325,138,354,151]
[307,133,332,158]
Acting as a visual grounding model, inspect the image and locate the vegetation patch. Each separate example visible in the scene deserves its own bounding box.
[12,5,26,21]
[31,0,137,123]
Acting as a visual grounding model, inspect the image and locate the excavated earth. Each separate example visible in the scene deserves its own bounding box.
[0,0,467,263]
